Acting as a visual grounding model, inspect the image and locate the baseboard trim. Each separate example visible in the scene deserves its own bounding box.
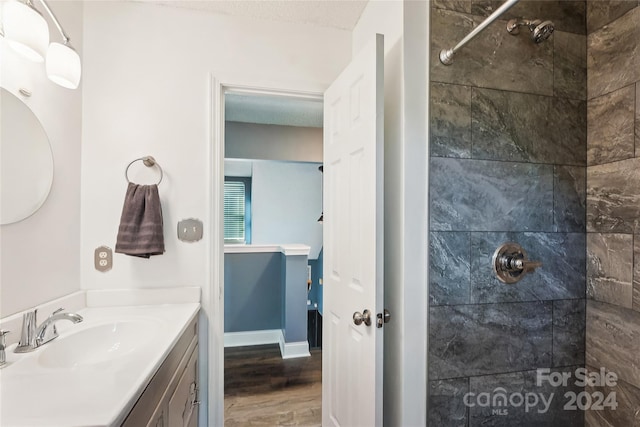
[224,329,281,347]
[278,333,311,359]
[225,329,310,359]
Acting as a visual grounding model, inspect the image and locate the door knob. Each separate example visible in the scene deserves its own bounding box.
[353,309,372,326]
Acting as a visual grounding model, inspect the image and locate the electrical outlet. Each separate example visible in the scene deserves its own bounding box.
[94,246,113,272]
[177,218,203,242]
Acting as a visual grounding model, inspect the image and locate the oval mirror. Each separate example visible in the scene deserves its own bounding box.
[1,88,54,225]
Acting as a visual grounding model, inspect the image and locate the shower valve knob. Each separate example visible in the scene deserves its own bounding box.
[492,243,542,284]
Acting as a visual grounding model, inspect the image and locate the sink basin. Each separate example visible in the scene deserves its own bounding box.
[37,320,159,369]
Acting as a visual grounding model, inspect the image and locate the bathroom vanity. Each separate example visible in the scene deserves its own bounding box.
[0,295,200,427]
[122,314,199,427]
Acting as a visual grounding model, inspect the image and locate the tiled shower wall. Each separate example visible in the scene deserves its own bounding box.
[428,1,587,425]
[585,2,640,426]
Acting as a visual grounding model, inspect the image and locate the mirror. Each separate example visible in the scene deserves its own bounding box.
[1,88,54,224]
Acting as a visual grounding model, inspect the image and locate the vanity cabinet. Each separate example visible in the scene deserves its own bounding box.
[122,315,199,427]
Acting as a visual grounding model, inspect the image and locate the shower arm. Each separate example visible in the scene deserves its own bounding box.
[506,18,539,34]
[439,0,520,66]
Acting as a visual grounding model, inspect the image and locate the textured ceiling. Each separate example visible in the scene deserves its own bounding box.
[134,0,368,30]
[225,93,323,127]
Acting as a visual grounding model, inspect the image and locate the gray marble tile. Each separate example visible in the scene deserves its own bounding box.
[555,166,586,233]
[430,158,554,231]
[587,233,633,308]
[469,0,497,16]
[587,85,635,166]
[585,369,640,427]
[586,0,639,34]
[431,8,554,95]
[549,97,588,164]
[430,83,472,158]
[586,300,640,390]
[524,366,585,427]
[587,6,640,99]
[554,31,587,100]
[429,302,552,379]
[471,88,586,164]
[468,367,584,427]
[472,1,587,35]
[470,232,586,303]
[553,299,586,367]
[429,232,471,305]
[469,371,527,427]
[432,0,472,14]
[587,157,640,233]
[428,378,469,427]
[633,235,640,312]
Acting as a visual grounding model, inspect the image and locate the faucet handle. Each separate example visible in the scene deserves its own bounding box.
[0,330,9,367]
[15,310,37,353]
[51,308,65,316]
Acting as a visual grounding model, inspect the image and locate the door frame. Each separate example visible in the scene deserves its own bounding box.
[206,74,325,426]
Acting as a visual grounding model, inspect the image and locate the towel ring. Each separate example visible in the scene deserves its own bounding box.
[125,156,163,185]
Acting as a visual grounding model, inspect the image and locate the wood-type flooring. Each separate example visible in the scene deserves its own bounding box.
[224,344,322,426]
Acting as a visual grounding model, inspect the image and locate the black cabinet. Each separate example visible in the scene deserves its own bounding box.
[307,309,323,349]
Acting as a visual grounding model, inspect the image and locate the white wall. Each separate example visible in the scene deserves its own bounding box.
[80,2,350,424]
[0,1,83,317]
[225,122,322,162]
[80,1,348,290]
[351,1,428,426]
[251,161,322,259]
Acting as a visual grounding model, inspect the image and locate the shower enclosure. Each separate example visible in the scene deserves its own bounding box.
[427,0,639,425]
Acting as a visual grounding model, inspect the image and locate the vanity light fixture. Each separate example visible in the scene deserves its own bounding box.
[2,0,81,89]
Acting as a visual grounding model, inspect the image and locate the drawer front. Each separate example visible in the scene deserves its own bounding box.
[168,345,199,427]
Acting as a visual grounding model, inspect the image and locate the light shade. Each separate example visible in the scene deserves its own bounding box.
[2,1,49,62]
[46,42,81,89]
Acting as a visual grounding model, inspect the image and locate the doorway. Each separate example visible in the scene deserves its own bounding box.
[220,88,324,425]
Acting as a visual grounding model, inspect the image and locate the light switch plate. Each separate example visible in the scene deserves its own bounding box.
[94,246,112,272]
[178,218,203,242]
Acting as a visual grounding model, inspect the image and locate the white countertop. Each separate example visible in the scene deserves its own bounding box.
[0,302,200,427]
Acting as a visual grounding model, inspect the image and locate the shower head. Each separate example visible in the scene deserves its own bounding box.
[506,18,555,43]
[532,20,555,43]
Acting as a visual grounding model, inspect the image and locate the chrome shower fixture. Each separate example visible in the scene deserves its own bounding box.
[507,18,555,43]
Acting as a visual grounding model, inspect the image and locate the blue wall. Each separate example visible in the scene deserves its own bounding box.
[282,254,308,343]
[224,250,310,345]
[224,252,281,332]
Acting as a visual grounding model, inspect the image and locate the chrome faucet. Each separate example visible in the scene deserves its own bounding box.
[14,308,83,353]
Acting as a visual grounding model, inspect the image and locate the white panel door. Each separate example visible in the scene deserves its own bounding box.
[322,33,384,427]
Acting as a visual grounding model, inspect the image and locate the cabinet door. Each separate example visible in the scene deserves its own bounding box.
[148,407,167,427]
[168,346,198,427]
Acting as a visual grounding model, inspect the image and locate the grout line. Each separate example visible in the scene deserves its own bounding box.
[551,300,555,368]
[430,154,585,168]
[430,363,587,383]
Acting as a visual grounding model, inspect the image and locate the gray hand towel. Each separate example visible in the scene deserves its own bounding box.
[115,183,165,258]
